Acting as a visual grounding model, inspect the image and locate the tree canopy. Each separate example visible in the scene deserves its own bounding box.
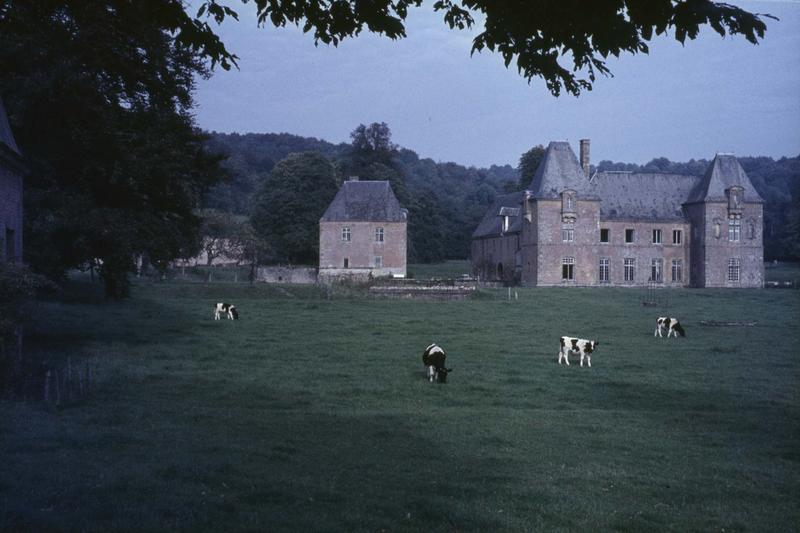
[183,0,770,95]
[1,1,224,297]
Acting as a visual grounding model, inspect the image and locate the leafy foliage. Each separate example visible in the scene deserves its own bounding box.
[517,145,546,189]
[1,1,224,297]
[184,0,770,95]
[250,152,340,264]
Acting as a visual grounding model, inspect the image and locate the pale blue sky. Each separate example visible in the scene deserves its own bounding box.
[194,1,800,168]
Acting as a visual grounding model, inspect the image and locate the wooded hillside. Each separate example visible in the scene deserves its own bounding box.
[204,131,799,262]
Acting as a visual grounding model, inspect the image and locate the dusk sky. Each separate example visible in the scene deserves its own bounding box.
[194,1,800,168]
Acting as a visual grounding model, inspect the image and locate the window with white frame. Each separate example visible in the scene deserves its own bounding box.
[729,219,741,242]
[562,225,574,243]
[562,257,575,281]
[651,258,663,282]
[624,258,636,282]
[599,258,609,283]
[341,226,351,242]
[728,258,740,282]
[652,229,662,244]
[375,227,384,242]
[672,229,682,245]
[671,259,683,282]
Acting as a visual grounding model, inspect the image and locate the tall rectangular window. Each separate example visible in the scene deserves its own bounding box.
[341,227,351,242]
[672,229,682,245]
[650,258,663,282]
[374,256,382,268]
[562,257,575,281]
[599,258,609,283]
[343,257,349,268]
[624,258,636,282]
[671,259,683,282]
[375,227,384,242]
[562,226,574,243]
[729,220,741,242]
[652,229,662,244]
[600,228,610,243]
[728,258,740,282]
[625,229,635,243]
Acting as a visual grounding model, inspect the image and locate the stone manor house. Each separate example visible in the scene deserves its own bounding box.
[472,140,764,287]
[0,96,24,263]
[319,178,408,280]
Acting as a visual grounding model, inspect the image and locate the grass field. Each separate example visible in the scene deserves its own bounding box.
[1,275,799,531]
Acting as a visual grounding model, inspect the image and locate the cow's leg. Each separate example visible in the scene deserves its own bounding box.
[580,352,585,367]
[654,326,659,337]
[667,328,674,338]
[427,366,435,382]
[586,355,591,367]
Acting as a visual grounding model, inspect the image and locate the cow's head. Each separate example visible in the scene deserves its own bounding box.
[230,307,239,320]
[587,340,598,352]
[436,368,453,383]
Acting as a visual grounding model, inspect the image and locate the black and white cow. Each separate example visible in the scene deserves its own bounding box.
[558,337,599,367]
[214,302,239,320]
[655,317,685,338]
[422,343,452,383]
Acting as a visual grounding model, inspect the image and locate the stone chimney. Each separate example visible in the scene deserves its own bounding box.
[579,139,590,176]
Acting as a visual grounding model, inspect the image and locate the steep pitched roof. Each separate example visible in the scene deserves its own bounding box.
[527,141,595,199]
[0,96,20,155]
[472,191,526,238]
[687,153,764,203]
[589,172,702,221]
[320,180,406,222]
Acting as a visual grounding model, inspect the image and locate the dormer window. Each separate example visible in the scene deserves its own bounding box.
[502,216,509,233]
[561,190,576,222]
[727,186,744,217]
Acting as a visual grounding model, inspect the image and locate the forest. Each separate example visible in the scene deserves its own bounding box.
[203,127,800,263]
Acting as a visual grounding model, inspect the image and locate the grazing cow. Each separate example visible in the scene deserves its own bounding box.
[422,343,452,383]
[655,317,685,338]
[214,302,239,320]
[558,337,599,367]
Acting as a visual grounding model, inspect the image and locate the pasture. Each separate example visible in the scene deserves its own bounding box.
[1,276,798,531]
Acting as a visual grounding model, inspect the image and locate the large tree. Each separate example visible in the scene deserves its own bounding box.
[1,1,224,297]
[250,152,340,264]
[518,145,546,189]
[184,0,769,96]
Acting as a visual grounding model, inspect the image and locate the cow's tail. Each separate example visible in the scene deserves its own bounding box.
[674,322,686,337]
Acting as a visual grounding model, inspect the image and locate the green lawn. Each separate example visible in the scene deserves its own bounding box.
[1,277,798,531]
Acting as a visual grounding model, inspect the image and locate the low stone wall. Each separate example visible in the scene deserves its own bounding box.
[368,285,475,300]
[256,266,317,284]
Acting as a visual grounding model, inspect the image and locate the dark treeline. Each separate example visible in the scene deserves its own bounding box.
[204,128,517,263]
[204,130,799,263]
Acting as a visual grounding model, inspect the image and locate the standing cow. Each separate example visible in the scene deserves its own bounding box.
[422,343,452,383]
[655,317,685,338]
[214,302,239,320]
[558,336,599,367]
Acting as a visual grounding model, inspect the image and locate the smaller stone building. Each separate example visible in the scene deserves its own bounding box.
[0,96,24,263]
[319,178,407,280]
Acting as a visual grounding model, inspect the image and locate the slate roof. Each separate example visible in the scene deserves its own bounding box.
[527,141,596,199]
[320,180,407,222]
[0,96,20,155]
[686,153,764,203]
[589,172,702,221]
[472,191,526,238]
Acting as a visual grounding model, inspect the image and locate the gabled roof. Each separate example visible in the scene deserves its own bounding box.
[527,141,595,200]
[320,180,406,222]
[686,153,764,203]
[589,172,702,221]
[472,191,526,238]
[0,96,20,155]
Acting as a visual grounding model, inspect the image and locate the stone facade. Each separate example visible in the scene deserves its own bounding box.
[257,265,318,284]
[319,179,407,279]
[472,141,764,288]
[0,97,24,263]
